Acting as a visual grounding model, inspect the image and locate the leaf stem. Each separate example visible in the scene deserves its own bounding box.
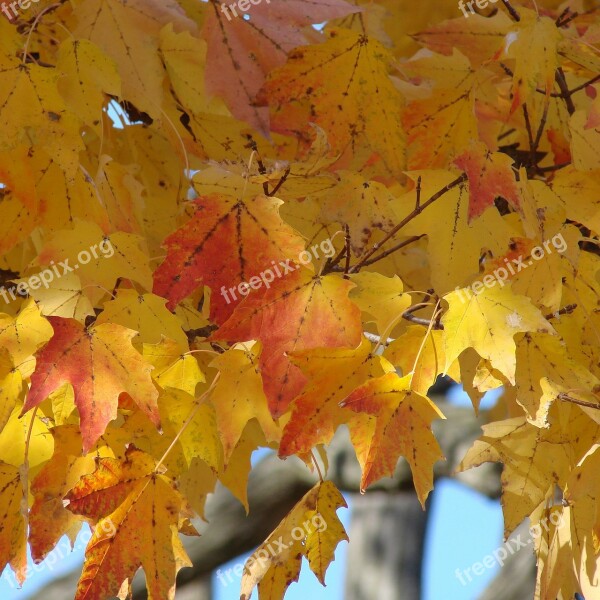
[22,407,39,536]
[410,300,441,386]
[154,374,220,473]
[310,450,324,483]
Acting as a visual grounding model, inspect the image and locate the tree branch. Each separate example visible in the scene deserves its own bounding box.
[501,0,520,21]
[349,174,467,274]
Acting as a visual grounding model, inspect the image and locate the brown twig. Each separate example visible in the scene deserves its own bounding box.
[565,74,600,96]
[544,304,577,320]
[555,68,576,115]
[498,128,516,141]
[500,64,598,100]
[537,162,571,173]
[532,102,549,159]
[244,137,269,195]
[403,313,444,330]
[268,167,291,197]
[501,0,520,21]
[556,8,579,28]
[349,174,467,274]
[522,104,536,162]
[558,393,600,410]
[357,235,425,268]
[343,225,351,279]
[401,295,444,330]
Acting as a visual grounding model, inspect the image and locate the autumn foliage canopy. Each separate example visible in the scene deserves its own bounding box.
[0,0,599,598]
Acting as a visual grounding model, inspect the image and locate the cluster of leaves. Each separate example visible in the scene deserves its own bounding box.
[0,0,599,598]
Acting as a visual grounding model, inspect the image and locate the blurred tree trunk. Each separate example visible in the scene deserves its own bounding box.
[345,491,429,600]
[173,574,212,600]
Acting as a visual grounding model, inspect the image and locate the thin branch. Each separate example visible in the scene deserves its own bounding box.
[544,304,577,320]
[349,174,467,274]
[558,393,600,411]
[537,162,571,173]
[556,8,579,28]
[325,245,348,272]
[404,313,444,330]
[565,74,600,96]
[500,64,598,100]
[363,332,395,345]
[343,224,351,279]
[555,68,576,115]
[501,0,521,21]
[522,104,536,163]
[268,167,291,197]
[401,298,444,330]
[498,128,516,141]
[358,235,425,268]
[555,6,570,27]
[532,101,549,159]
[310,450,324,483]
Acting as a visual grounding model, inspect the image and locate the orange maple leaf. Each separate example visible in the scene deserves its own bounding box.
[66,448,194,600]
[213,269,362,416]
[454,141,521,221]
[341,372,445,504]
[153,193,306,323]
[23,318,160,452]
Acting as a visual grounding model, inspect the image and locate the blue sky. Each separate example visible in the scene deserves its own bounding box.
[4,385,508,600]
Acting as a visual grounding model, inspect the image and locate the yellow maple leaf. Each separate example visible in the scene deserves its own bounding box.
[143,338,204,396]
[240,481,347,599]
[442,284,554,385]
[97,290,189,350]
[69,0,195,119]
[384,326,460,395]
[515,332,600,427]
[261,29,406,177]
[0,349,23,435]
[0,298,53,379]
[349,272,412,337]
[0,462,26,585]
[502,10,562,113]
[56,38,121,134]
[208,343,280,462]
[459,404,600,537]
[399,171,515,294]
[24,272,94,323]
[35,221,153,305]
